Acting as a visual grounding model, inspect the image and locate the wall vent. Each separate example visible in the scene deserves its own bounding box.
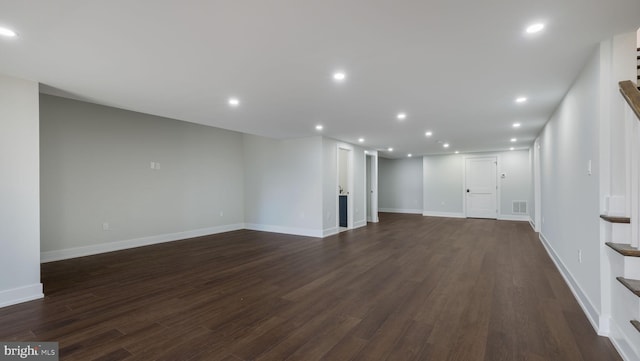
[512,201,527,214]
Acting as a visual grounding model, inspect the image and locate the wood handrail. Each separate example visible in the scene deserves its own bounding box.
[619,80,640,120]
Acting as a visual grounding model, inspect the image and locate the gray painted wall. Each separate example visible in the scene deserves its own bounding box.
[378,157,423,213]
[499,150,531,217]
[40,94,245,253]
[0,74,42,306]
[538,48,601,311]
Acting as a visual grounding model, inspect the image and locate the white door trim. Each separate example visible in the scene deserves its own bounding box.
[336,143,355,229]
[364,150,379,223]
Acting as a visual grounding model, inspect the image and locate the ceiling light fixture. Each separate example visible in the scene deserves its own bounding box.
[333,72,346,82]
[510,147,515,151]
[228,97,240,107]
[425,131,433,137]
[526,23,545,34]
[358,138,365,143]
[397,113,407,120]
[515,97,527,103]
[315,125,323,131]
[0,27,17,37]
[443,143,450,148]
[387,147,393,152]
[455,151,460,154]
[407,154,412,158]
[510,138,517,142]
[513,123,521,128]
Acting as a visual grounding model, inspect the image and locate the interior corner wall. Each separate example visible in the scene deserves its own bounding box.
[0,74,43,307]
[243,134,323,237]
[321,138,366,235]
[537,47,602,322]
[378,157,423,214]
[40,94,245,261]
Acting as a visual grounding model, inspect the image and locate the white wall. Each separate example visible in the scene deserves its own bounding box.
[378,157,423,214]
[244,135,323,237]
[537,48,602,323]
[423,154,465,217]
[0,74,43,307]
[499,150,531,219]
[40,95,245,261]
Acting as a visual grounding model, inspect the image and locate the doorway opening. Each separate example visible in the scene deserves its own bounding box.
[365,151,379,223]
[337,145,354,232]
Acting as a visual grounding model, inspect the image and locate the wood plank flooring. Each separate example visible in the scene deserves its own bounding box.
[0,214,622,360]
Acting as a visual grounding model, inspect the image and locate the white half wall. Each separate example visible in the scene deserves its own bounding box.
[40,94,245,255]
[0,74,43,307]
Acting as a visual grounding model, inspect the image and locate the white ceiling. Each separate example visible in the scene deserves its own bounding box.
[1,1,639,158]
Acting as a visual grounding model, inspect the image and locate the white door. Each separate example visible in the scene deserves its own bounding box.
[465,157,497,219]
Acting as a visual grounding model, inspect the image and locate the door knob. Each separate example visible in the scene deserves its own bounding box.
[466,189,470,193]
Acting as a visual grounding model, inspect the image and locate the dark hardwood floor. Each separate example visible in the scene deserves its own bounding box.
[0,214,622,360]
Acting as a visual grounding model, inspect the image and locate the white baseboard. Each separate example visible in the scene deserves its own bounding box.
[608,315,640,361]
[528,217,536,231]
[353,220,367,229]
[538,232,600,334]
[245,223,322,238]
[0,283,43,308]
[422,211,465,218]
[379,208,423,214]
[497,214,530,221]
[41,223,245,263]
[322,227,339,237]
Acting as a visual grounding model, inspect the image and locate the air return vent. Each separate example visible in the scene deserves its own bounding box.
[512,201,527,214]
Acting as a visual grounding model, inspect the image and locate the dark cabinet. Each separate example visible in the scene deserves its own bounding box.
[339,195,347,227]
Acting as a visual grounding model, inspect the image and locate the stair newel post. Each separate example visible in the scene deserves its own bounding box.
[632,104,640,249]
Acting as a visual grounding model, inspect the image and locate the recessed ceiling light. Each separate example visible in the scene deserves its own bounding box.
[515,97,527,103]
[510,138,517,142]
[0,27,17,37]
[358,138,365,143]
[425,131,433,137]
[526,23,545,34]
[407,154,412,158]
[396,113,407,120]
[387,147,393,152]
[443,143,450,148]
[510,147,515,151]
[333,72,346,82]
[455,151,460,154]
[513,123,521,128]
[228,97,240,107]
[315,125,323,131]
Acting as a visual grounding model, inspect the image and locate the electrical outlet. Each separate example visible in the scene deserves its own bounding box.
[102,222,110,231]
[219,211,224,217]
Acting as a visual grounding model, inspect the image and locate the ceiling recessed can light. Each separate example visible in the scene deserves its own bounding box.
[315,125,323,131]
[513,123,521,128]
[510,138,517,142]
[396,113,407,120]
[228,97,240,107]
[358,138,365,143]
[443,143,450,148]
[0,27,17,37]
[387,147,393,152]
[425,131,433,137]
[407,154,412,157]
[333,72,346,82]
[510,147,515,151]
[455,151,460,154]
[515,97,527,103]
[526,23,545,34]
